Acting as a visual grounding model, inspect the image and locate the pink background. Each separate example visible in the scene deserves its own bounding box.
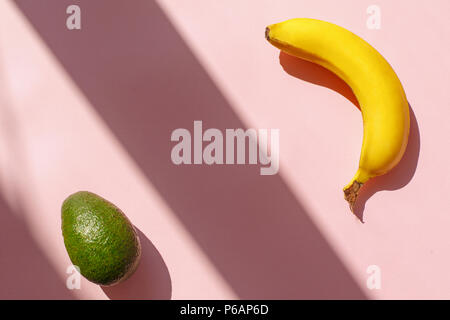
[0,0,449,299]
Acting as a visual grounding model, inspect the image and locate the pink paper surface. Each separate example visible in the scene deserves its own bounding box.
[0,0,449,299]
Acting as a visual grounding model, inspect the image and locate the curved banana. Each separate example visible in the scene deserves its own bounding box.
[265,18,409,212]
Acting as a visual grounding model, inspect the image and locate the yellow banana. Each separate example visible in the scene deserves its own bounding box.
[265,18,409,212]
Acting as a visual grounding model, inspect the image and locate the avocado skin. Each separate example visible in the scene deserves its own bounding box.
[61,191,141,286]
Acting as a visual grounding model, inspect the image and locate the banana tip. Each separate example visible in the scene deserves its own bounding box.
[265,27,270,41]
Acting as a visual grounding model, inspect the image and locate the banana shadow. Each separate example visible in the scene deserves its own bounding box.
[279,52,360,109]
[101,228,172,300]
[352,105,419,221]
[280,52,420,222]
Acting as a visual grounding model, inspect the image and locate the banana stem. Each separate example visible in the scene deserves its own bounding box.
[343,180,364,212]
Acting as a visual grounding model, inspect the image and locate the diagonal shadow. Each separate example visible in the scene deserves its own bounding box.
[0,46,74,300]
[280,53,420,222]
[0,195,75,299]
[13,0,367,298]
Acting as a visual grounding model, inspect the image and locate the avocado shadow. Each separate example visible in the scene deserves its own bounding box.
[279,52,420,221]
[101,228,172,300]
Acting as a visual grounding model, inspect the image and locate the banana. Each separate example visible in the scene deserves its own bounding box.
[265,18,410,212]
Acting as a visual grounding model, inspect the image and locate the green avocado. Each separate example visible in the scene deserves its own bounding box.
[61,191,141,286]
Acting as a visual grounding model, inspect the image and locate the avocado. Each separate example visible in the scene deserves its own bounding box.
[61,191,141,286]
